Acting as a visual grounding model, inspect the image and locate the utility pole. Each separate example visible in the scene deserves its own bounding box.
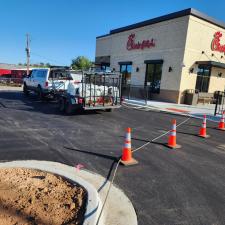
[25,33,30,75]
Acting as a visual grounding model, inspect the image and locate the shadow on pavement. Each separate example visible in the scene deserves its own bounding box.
[0,91,101,116]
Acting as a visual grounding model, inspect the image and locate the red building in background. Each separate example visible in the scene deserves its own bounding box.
[0,69,11,76]
[0,63,31,84]
[0,63,30,80]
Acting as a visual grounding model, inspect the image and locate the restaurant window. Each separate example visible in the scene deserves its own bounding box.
[119,63,132,86]
[195,65,211,93]
[145,61,163,94]
[101,63,110,72]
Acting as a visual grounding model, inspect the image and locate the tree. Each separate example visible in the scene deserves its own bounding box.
[46,63,51,68]
[71,56,93,70]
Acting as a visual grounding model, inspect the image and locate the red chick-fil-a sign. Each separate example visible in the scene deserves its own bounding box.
[211,31,225,53]
[126,33,155,51]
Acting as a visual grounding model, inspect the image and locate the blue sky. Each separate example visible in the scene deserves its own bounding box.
[0,0,225,66]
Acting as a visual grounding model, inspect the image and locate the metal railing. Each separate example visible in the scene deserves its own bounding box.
[122,84,150,101]
[214,91,225,115]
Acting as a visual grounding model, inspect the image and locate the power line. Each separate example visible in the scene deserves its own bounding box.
[31,52,68,66]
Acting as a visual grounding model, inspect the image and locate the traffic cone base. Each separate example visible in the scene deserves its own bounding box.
[198,134,210,138]
[217,127,225,131]
[167,144,182,149]
[121,158,138,166]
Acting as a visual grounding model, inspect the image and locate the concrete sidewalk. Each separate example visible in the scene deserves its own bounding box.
[0,85,22,91]
[125,99,221,122]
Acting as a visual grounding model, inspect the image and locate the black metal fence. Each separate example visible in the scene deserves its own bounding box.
[214,91,225,115]
[81,73,122,107]
[122,84,151,101]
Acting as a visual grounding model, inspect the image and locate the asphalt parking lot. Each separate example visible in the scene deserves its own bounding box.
[0,90,225,225]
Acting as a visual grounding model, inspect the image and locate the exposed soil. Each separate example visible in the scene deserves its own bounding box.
[0,168,87,225]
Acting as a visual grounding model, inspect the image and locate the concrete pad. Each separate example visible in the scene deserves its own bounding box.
[167,144,182,149]
[121,158,138,166]
[0,86,22,91]
[0,160,138,225]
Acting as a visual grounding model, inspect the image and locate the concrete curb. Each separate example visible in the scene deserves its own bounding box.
[0,160,138,225]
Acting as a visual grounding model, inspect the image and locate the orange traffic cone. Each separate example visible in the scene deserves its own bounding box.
[199,115,210,138]
[167,119,181,149]
[217,111,225,131]
[121,128,138,166]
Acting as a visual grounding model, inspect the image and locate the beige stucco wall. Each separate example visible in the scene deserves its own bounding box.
[95,36,112,58]
[180,15,225,102]
[209,67,225,92]
[96,16,189,93]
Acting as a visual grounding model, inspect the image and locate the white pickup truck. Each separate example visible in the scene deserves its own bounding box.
[23,67,72,99]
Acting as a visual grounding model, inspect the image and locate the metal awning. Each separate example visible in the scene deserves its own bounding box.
[196,61,225,69]
[144,59,164,64]
[118,61,133,65]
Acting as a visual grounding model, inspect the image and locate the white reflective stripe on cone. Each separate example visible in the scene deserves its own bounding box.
[124,143,131,148]
[126,133,131,140]
[170,131,176,136]
[172,124,176,130]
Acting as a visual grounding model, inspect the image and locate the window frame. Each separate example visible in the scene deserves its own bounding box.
[195,65,212,93]
[144,61,163,94]
[119,63,132,86]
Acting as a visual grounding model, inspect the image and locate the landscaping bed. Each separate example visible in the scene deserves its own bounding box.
[0,168,87,225]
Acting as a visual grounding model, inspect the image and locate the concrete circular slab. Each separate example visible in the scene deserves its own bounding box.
[0,160,138,225]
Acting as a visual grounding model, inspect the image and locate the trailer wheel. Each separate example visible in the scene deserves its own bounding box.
[58,98,65,112]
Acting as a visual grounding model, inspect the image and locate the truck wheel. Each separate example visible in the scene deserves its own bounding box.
[58,98,65,112]
[65,100,74,115]
[37,86,44,100]
[23,84,29,96]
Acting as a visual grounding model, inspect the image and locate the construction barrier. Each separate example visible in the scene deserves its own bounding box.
[167,119,181,149]
[121,127,138,166]
[198,115,210,138]
[217,111,225,131]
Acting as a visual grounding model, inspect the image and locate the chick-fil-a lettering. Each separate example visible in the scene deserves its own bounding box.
[211,31,225,53]
[126,33,155,51]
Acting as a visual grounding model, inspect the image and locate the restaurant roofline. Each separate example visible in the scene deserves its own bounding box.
[96,8,225,39]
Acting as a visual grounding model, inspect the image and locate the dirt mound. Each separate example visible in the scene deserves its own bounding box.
[0,168,86,225]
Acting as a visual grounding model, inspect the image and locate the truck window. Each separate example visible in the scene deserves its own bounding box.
[31,70,37,78]
[35,70,47,78]
[49,70,71,80]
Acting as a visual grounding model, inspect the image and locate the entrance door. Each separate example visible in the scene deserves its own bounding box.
[145,62,163,98]
[120,64,132,86]
[120,63,132,97]
[195,65,211,92]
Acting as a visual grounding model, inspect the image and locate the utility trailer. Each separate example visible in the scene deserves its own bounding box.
[58,71,122,114]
